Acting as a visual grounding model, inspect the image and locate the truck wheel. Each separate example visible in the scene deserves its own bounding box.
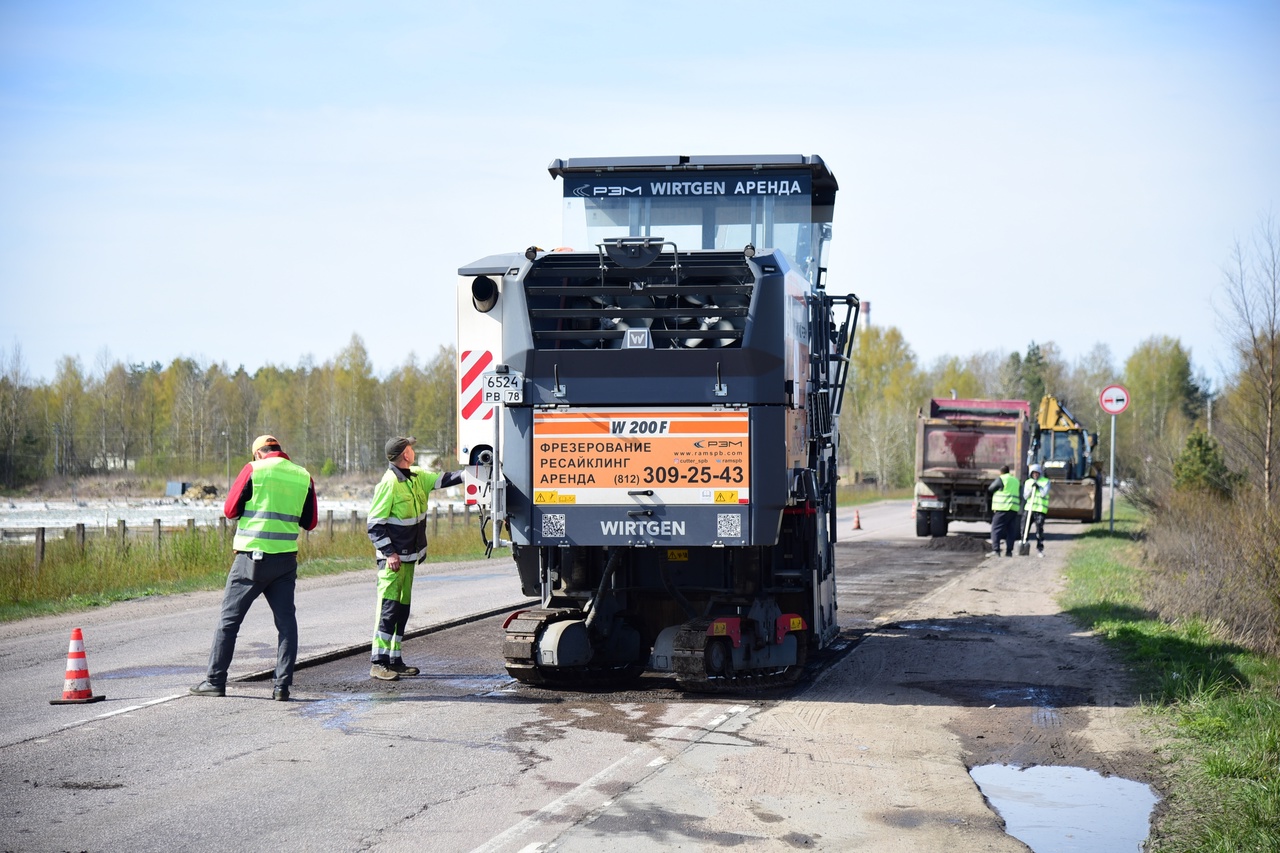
[916,511,930,537]
[929,510,948,538]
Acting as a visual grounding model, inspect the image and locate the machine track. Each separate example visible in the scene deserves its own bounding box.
[670,619,809,694]
[502,607,646,690]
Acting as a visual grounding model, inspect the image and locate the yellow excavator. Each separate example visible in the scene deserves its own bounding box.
[1030,395,1103,522]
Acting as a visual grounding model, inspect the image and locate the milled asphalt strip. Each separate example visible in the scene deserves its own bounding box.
[466,703,750,853]
[235,599,540,682]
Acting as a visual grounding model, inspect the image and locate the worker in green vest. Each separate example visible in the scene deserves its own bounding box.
[366,436,463,681]
[1023,463,1052,557]
[987,464,1021,557]
[191,434,318,701]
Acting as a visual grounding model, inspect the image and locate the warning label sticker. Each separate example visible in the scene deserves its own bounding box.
[533,408,750,505]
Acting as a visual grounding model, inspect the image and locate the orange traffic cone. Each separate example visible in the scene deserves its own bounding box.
[49,627,105,705]
[852,510,862,530]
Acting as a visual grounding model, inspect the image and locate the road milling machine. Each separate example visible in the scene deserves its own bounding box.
[456,155,858,692]
[1029,395,1103,522]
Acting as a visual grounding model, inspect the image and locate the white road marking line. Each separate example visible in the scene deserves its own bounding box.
[61,694,184,729]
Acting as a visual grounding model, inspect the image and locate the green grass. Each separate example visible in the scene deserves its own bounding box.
[1061,501,1280,852]
[0,522,491,623]
[837,485,912,506]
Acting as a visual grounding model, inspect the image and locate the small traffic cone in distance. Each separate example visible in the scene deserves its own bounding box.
[50,627,105,705]
[853,510,862,530]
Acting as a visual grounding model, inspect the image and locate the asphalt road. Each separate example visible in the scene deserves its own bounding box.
[0,500,1096,852]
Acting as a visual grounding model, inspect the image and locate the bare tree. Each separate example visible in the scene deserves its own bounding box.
[170,358,219,469]
[92,348,114,471]
[0,344,31,487]
[964,350,1009,398]
[1218,212,1280,508]
[848,403,914,488]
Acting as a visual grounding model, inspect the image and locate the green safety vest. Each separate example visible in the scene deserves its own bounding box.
[233,456,312,554]
[992,473,1021,512]
[367,466,442,562]
[1025,475,1050,514]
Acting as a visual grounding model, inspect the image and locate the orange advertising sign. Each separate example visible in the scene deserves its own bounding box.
[532,408,750,506]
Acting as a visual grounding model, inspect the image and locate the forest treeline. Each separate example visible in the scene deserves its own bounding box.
[0,323,1263,501]
[842,332,1205,486]
[0,335,456,486]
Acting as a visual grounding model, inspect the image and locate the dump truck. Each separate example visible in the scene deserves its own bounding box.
[456,155,858,691]
[913,398,1032,537]
[1030,395,1103,522]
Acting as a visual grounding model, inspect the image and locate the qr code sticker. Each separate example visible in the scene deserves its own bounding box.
[542,514,566,538]
[717,513,742,538]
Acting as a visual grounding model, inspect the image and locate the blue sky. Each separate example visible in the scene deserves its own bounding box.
[1,1,1277,386]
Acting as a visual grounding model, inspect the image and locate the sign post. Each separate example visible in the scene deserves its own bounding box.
[1098,384,1130,532]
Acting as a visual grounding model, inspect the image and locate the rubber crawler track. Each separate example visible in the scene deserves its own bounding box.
[502,608,645,689]
[672,619,809,694]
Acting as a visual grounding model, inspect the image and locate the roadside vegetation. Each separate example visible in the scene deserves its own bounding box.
[0,523,489,623]
[1053,213,1279,850]
[1062,501,1280,852]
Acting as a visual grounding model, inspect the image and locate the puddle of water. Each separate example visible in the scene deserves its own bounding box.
[905,679,1092,708]
[970,764,1157,852]
[298,696,377,732]
[897,619,1010,635]
[433,674,511,691]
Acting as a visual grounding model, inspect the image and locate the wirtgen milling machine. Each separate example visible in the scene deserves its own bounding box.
[457,155,858,692]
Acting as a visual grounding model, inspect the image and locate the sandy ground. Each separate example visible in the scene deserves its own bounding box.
[548,535,1165,851]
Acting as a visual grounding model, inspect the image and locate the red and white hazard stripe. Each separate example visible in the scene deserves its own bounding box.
[459,349,495,422]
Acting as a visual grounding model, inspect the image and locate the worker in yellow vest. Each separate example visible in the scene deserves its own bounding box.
[191,434,318,701]
[986,464,1021,557]
[1023,463,1052,557]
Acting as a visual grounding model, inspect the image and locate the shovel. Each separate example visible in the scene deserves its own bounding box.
[1017,509,1033,556]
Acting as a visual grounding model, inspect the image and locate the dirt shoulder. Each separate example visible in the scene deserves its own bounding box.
[863,539,1159,783]
[594,533,1162,851]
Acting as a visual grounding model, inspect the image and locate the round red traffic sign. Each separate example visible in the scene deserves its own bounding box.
[1099,384,1130,415]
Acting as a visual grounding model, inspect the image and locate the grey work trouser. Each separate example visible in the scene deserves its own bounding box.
[991,510,1018,555]
[205,550,298,689]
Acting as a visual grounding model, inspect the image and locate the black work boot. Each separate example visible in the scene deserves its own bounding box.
[189,680,226,697]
